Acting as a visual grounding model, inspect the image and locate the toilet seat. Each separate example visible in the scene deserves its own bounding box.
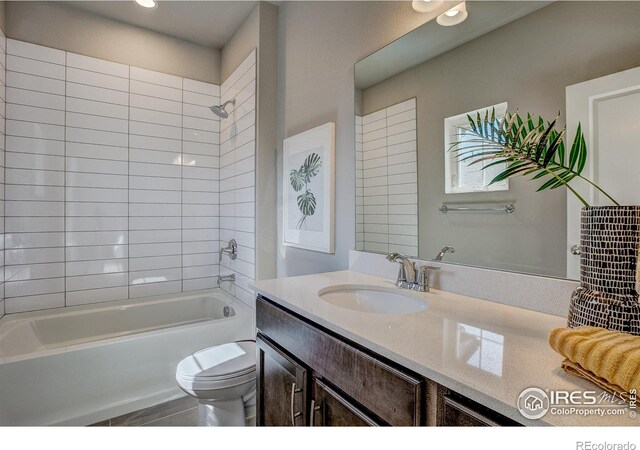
[176,340,256,385]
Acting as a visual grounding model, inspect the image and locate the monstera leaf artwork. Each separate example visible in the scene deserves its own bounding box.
[289,152,323,229]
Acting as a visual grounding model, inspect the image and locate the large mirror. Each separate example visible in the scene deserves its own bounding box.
[354,1,640,280]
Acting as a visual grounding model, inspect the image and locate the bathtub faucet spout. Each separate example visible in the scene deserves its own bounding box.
[217,273,236,286]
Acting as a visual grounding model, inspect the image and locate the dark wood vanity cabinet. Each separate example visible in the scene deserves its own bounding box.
[256,334,308,426]
[257,331,379,427]
[256,295,519,427]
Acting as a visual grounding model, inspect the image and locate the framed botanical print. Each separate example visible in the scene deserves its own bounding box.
[283,122,335,253]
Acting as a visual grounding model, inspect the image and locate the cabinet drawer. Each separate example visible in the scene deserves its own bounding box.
[257,296,425,426]
[442,396,499,426]
[437,386,520,427]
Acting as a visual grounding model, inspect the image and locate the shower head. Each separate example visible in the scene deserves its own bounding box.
[210,99,236,119]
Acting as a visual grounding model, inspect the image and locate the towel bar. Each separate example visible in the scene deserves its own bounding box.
[439,204,515,214]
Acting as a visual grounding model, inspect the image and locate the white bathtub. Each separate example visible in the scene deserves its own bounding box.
[0,289,254,426]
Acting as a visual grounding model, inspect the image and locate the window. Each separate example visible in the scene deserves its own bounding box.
[444,102,508,194]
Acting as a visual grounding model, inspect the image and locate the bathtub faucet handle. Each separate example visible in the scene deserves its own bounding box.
[219,239,238,263]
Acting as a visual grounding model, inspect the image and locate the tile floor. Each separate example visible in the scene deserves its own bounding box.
[90,395,200,426]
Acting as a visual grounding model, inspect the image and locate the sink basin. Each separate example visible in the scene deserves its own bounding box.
[317,284,428,314]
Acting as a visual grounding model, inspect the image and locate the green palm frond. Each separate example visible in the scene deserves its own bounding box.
[302,153,322,182]
[449,109,619,207]
[290,169,305,192]
[290,152,323,229]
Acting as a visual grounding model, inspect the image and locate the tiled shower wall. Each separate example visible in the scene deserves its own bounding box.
[0,29,5,318]
[3,39,222,314]
[219,50,256,307]
[355,116,363,251]
[355,98,418,256]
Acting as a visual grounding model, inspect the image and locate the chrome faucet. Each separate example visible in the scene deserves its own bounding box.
[386,252,440,292]
[217,273,236,286]
[385,253,416,289]
[435,246,455,261]
[219,239,238,262]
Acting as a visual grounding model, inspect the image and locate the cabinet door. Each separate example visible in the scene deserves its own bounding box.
[311,378,378,427]
[257,333,308,426]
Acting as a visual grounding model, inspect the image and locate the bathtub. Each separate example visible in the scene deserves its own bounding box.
[0,289,254,426]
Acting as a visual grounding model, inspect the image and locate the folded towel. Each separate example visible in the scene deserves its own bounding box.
[561,359,630,401]
[548,326,640,396]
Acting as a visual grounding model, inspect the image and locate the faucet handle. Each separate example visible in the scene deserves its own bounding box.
[414,265,440,292]
[219,239,238,262]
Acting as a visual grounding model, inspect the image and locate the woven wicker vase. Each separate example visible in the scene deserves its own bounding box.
[568,206,640,335]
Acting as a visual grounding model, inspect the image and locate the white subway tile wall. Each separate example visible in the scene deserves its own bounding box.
[0,28,5,318]
[5,40,66,313]
[2,40,225,313]
[66,53,130,306]
[219,50,256,308]
[356,98,418,257]
[182,79,220,292]
[355,116,363,251]
[129,67,183,299]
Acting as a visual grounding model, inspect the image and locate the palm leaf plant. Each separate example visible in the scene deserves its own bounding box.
[449,109,619,207]
[289,152,323,229]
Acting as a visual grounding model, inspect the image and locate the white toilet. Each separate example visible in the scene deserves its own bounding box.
[176,340,257,426]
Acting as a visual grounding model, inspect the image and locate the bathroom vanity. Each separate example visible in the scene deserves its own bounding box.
[256,295,516,426]
[252,271,639,427]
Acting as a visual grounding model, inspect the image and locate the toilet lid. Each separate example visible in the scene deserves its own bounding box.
[177,341,256,381]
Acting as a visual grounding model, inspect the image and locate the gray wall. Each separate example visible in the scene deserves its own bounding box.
[276,1,437,277]
[0,2,5,33]
[5,1,221,83]
[222,2,279,281]
[221,3,259,82]
[360,1,640,278]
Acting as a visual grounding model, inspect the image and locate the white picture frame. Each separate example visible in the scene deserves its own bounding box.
[283,122,335,253]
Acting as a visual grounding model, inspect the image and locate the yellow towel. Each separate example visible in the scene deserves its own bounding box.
[561,359,630,402]
[548,326,640,396]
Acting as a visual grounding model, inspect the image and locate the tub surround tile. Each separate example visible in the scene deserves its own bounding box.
[129,67,183,297]
[5,40,65,313]
[65,53,130,304]
[0,29,5,319]
[1,39,226,314]
[218,50,256,308]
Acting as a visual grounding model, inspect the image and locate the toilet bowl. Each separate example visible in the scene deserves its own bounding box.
[176,340,256,426]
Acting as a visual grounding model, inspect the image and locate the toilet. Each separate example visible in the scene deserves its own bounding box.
[176,340,257,426]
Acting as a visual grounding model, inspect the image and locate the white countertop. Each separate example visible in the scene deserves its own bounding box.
[252,270,639,426]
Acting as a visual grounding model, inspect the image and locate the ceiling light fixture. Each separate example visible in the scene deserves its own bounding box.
[411,0,444,13]
[135,0,158,9]
[437,2,467,26]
